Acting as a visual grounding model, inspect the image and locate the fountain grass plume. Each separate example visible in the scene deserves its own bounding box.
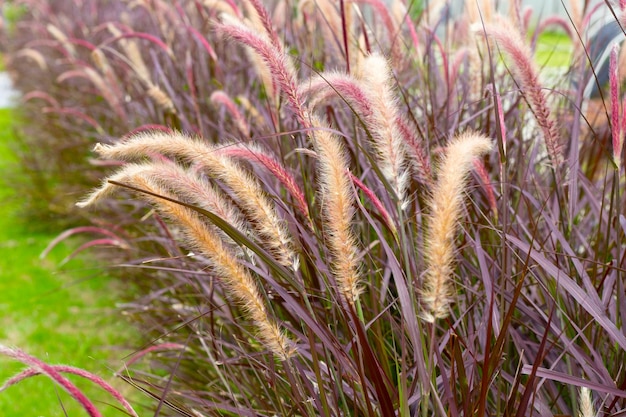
[578,387,595,417]
[482,18,562,168]
[299,71,376,118]
[210,90,251,137]
[216,14,307,126]
[360,52,410,207]
[610,44,624,169]
[79,160,254,253]
[473,159,497,216]
[300,56,418,197]
[421,131,493,322]
[349,172,397,234]
[106,24,176,114]
[243,0,283,51]
[300,69,431,184]
[79,173,295,359]
[0,344,139,417]
[133,176,296,360]
[0,365,137,417]
[217,143,311,222]
[46,23,77,57]
[312,120,362,303]
[87,131,296,268]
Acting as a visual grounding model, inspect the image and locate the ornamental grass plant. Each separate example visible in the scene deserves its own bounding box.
[1,0,626,415]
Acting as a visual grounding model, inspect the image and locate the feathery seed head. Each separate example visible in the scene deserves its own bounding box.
[236,95,266,130]
[481,19,562,167]
[218,143,311,223]
[300,71,375,119]
[579,387,595,417]
[135,176,296,359]
[90,49,111,73]
[610,44,624,169]
[15,49,48,70]
[146,85,176,113]
[0,344,114,417]
[47,24,77,57]
[312,124,362,303]
[78,167,295,359]
[304,57,412,202]
[210,90,251,137]
[107,24,153,86]
[421,131,493,322]
[217,14,306,123]
[92,132,296,267]
[360,52,410,206]
[76,163,150,208]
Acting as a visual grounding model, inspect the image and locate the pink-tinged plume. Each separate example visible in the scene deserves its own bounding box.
[473,159,498,216]
[210,90,251,137]
[218,143,311,222]
[482,19,562,168]
[216,14,308,127]
[610,44,624,169]
[0,344,138,417]
[1,364,137,417]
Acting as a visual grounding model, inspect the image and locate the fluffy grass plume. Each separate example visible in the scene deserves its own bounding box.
[77,161,254,253]
[78,171,295,360]
[483,18,562,168]
[86,131,296,268]
[0,344,138,417]
[217,142,311,222]
[358,53,409,206]
[312,121,362,303]
[299,64,414,201]
[421,131,493,322]
[610,44,625,169]
[578,387,595,417]
[216,13,306,125]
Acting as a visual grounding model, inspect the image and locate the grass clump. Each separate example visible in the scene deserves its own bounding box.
[1,0,626,416]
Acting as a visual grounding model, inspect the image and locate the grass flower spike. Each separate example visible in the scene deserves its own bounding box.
[300,54,414,201]
[88,131,296,268]
[359,53,410,207]
[313,124,362,303]
[0,344,139,417]
[610,44,624,169]
[421,131,493,322]
[578,387,595,417]
[79,170,295,359]
[482,18,562,168]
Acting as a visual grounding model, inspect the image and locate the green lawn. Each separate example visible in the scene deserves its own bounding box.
[0,108,143,415]
[536,31,573,69]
